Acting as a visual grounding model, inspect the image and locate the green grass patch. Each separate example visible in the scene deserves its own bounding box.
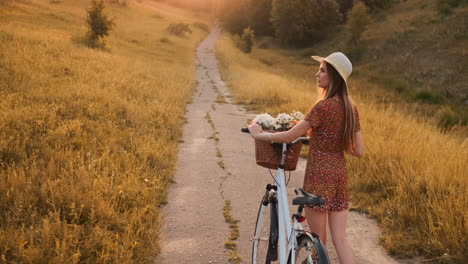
[223,200,241,263]
[216,95,227,104]
[414,90,445,105]
[216,147,223,158]
[217,159,225,169]
[205,112,215,130]
[382,78,408,94]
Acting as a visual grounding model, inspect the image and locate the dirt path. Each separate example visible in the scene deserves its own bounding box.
[157,25,418,264]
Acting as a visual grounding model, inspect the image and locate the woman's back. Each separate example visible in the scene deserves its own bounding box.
[307,96,352,153]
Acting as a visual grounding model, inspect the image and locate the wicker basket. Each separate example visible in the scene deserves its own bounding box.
[254,136,302,171]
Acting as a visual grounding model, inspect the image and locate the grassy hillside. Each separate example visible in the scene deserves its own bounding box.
[352,0,468,127]
[250,0,467,130]
[0,0,209,262]
[216,28,467,264]
[356,0,467,99]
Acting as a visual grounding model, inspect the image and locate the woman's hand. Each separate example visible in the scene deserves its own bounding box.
[247,123,262,138]
[346,131,364,158]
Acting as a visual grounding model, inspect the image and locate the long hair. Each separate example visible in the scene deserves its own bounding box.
[321,61,357,148]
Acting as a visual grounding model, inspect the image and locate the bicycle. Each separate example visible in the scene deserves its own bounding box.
[242,127,330,264]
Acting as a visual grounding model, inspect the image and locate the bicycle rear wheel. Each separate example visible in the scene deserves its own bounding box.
[294,233,329,264]
[252,196,278,264]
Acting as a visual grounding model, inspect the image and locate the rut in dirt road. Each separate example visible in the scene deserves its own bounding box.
[157,24,418,264]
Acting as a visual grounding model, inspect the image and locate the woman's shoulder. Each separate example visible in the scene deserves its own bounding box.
[316,96,339,108]
[310,99,326,113]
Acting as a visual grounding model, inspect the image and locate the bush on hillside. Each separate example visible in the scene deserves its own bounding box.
[166,23,192,37]
[0,0,13,5]
[345,45,366,62]
[193,22,210,32]
[238,27,255,53]
[86,0,115,48]
[361,0,394,11]
[270,0,341,47]
[160,37,172,43]
[436,105,459,127]
[437,0,468,15]
[346,1,370,44]
[414,90,445,105]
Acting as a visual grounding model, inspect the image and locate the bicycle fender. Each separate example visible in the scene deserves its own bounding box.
[300,232,330,264]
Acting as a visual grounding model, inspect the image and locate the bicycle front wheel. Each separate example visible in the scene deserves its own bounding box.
[252,196,278,264]
[294,233,329,264]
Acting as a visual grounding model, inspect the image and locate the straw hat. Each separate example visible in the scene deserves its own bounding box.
[311,52,352,85]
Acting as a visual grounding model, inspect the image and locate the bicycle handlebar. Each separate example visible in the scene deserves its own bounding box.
[292,136,309,145]
[241,127,310,145]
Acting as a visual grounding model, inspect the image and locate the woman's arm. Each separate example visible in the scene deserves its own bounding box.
[248,120,311,143]
[347,131,364,158]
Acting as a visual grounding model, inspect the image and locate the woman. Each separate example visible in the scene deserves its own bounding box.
[248,52,364,264]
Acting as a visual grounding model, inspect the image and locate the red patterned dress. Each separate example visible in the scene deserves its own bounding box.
[303,96,360,212]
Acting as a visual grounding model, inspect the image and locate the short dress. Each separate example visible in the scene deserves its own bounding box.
[303,96,360,213]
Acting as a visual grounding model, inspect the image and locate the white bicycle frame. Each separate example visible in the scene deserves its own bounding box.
[253,137,309,264]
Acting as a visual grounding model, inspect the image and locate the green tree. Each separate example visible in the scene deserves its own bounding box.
[270,0,341,47]
[219,0,249,34]
[86,0,115,48]
[336,0,354,18]
[346,1,370,44]
[248,0,274,36]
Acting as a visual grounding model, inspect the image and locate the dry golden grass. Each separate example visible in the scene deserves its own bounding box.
[216,34,468,263]
[263,0,468,128]
[0,0,209,262]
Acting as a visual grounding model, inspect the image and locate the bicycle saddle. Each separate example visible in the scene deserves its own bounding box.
[292,188,325,206]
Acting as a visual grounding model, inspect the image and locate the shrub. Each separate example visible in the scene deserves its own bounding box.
[414,90,445,105]
[382,78,407,94]
[239,26,255,53]
[346,1,370,44]
[437,0,468,15]
[159,37,171,43]
[361,0,394,11]
[0,0,13,5]
[436,105,458,127]
[193,22,209,32]
[86,0,115,48]
[166,23,192,37]
[345,45,366,62]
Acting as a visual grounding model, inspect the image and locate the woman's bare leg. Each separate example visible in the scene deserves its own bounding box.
[305,208,327,244]
[329,210,354,264]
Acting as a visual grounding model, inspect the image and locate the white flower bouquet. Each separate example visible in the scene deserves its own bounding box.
[253,110,304,131]
[252,110,305,171]
[252,113,276,130]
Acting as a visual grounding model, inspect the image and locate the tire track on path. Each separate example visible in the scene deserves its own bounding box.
[157,24,418,264]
